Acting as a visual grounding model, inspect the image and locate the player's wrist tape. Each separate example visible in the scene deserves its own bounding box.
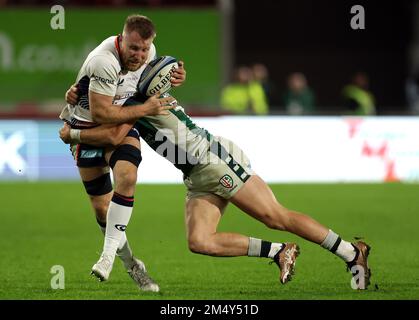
[70,129,81,143]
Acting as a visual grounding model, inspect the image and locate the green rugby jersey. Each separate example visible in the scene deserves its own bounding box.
[125,97,213,175]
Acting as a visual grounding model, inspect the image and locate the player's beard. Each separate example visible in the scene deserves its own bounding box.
[126,62,141,71]
[123,56,143,72]
[125,60,143,71]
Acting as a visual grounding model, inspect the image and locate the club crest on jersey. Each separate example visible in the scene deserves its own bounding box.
[219,174,234,189]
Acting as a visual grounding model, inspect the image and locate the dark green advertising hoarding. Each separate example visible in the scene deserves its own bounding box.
[0,8,220,107]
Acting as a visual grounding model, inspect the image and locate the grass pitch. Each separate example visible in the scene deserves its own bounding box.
[0,182,418,300]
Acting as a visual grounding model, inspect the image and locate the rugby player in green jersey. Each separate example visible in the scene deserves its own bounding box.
[60,92,371,290]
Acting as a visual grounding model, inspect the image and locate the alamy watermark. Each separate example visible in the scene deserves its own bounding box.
[350,5,365,30]
[50,5,65,30]
[350,265,366,290]
[50,265,65,289]
[144,123,248,167]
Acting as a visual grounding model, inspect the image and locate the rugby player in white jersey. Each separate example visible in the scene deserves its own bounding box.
[61,90,372,290]
[59,14,185,292]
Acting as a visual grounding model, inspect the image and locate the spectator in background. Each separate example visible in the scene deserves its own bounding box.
[221,66,269,115]
[342,72,376,116]
[251,63,276,106]
[282,72,315,115]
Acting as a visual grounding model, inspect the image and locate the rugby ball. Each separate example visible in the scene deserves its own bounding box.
[137,56,178,97]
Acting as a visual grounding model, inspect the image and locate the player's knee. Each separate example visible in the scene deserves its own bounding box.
[115,167,137,189]
[187,236,203,254]
[188,235,215,255]
[263,217,286,231]
[83,173,112,196]
[261,206,290,231]
[109,144,142,170]
[110,145,141,190]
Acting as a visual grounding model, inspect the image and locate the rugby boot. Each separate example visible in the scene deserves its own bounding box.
[91,253,115,281]
[127,257,160,292]
[272,243,300,284]
[346,241,371,290]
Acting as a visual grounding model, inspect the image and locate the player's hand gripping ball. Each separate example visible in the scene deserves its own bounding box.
[137,56,178,97]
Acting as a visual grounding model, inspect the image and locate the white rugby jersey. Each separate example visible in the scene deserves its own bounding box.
[59,35,156,128]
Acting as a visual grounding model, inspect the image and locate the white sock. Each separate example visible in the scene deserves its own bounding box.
[247,237,283,258]
[335,241,356,262]
[321,229,356,262]
[268,243,283,259]
[98,225,135,270]
[103,193,134,258]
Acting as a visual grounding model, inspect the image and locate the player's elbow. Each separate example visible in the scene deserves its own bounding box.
[107,128,126,146]
[91,109,108,124]
[91,110,103,124]
[107,135,124,147]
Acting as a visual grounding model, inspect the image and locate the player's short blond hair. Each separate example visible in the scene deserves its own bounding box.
[124,14,156,39]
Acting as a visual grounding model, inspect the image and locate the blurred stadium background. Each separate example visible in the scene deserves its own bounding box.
[1,0,419,300]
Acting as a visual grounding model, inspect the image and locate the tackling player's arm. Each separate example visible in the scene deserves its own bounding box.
[89,90,173,124]
[60,122,130,147]
[63,86,135,146]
